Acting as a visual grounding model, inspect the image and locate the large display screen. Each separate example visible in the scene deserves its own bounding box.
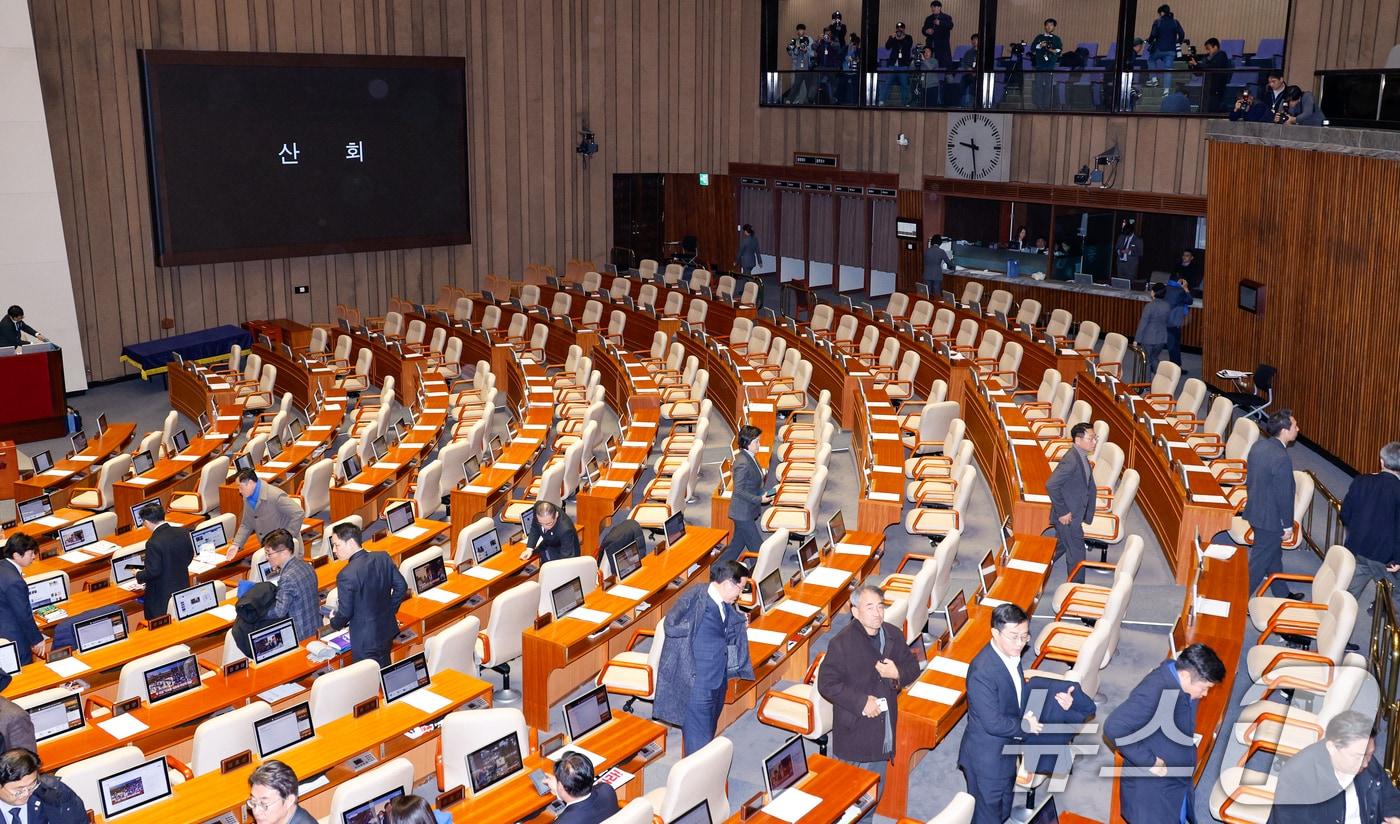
[140,50,469,265]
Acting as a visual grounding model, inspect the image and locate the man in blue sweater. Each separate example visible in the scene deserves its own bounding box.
[1342,442,1400,613]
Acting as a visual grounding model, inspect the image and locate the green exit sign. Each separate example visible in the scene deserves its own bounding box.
[698,173,710,186]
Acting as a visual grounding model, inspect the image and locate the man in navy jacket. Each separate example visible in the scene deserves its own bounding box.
[547,752,620,824]
[1341,442,1400,612]
[1242,410,1301,598]
[0,535,45,666]
[1104,643,1225,824]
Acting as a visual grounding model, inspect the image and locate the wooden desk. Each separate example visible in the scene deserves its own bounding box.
[7,507,103,543]
[266,318,313,350]
[215,402,346,517]
[327,327,426,405]
[13,423,136,509]
[112,429,236,530]
[167,360,237,424]
[248,341,339,409]
[729,755,880,824]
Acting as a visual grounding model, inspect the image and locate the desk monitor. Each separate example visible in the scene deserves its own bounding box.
[99,757,174,819]
[59,520,99,552]
[112,550,146,585]
[519,506,535,538]
[249,618,298,664]
[583,456,600,485]
[978,549,999,595]
[762,735,809,800]
[387,424,402,447]
[1109,277,1132,290]
[75,611,128,654]
[17,494,52,524]
[173,581,219,620]
[133,449,155,475]
[369,436,387,462]
[757,569,786,614]
[466,731,525,795]
[673,801,712,824]
[190,522,227,556]
[232,452,254,473]
[30,693,84,742]
[664,511,686,550]
[997,515,1013,566]
[827,511,846,546]
[380,652,431,703]
[27,575,68,610]
[563,684,612,741]
[411,555,448,594]
[384,500,415,534]
[488,435,504,461]
[144,654,200,704]
[267,436,284,458]
[341,454,362,480]
[471,529,502,565]
[0,641,18,675]
[551,579,585,618]
[607,540,642,581]
[97,413,109,435]
[71,431,88,454]
[256,702,315,757]
[131,498,162,528]
[797,537,821,573]
[1074,273,1094,287]
[258,559,276,583]
[289,417,304,441]
[943,589,969,637]
[196,412,209,434]
[31,450,53,474]
[171,429,189,452]
[461,457,481,483]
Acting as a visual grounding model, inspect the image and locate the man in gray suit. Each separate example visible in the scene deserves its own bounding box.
[1046,422,1098,584]
[1242,410,1301,598]
[719,425,772,565]
[230,468,306,555]
[737,225,760,275]
[1115,223,1143,280]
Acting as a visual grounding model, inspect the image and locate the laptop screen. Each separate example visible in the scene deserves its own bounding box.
[133,450,155,475]
[267,436,283,458]
[98,413,109,435]
[233,453,254,473]
[255,701,315,757]
[112,550,146,584]
[828,511,846,545]
[196,412,208,433]
[75,611,128,654]
[379,652,430,702]
[144,654,200,704]
[664,512,686,548]
[466,731,525,795]
[99,757,175,819]
[412,555,448,594]
[385,500,415,534]
[461,457,481,482]
[172,581,219,620]
[131,498,162,528]
[762,736,809,799]
[17,494,51,524]
[370,436,387,462]
[59,520,99,551]
[249,619,298,664]
[997,516,1013,566]
[172,429,189,452]
[29,693,84,742]
[798,537,821,573]
[32,450,52,473]
[672,801,713,824]
[0,641,18,675]
[978,549,999,596]
[944,590,969,637]
[519,506,535,538]
[607,541,641,581]
[190,522,227,556]
[71,431,88,454]
[757,569,786,614]
[551,578,585,618]
[563,685,611,741]
[471,530,502,565]
[27,576,68,610]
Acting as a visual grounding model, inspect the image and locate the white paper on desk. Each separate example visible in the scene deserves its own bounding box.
[872,433,899,441]
[622,441,650,449]
[1195,596,1231,618]
[613,462,641,470]
[1010,439,1039,446]
[36,515,68,527]
[872,414,900,421]
[1192,494,1230,505]
[749,403,775,413]
[517,437,541,446]
[294,441,320,448]
[1181,464,1211,474]
[342,483,372,492]
[606,584,648,601]
[323,404,342,411]
[46,657,90,678]
[596,480,626,489]
[394,525,430,540]
[776,600,822,619]
[1023,493,1051,504]
[204,433,230,441]
[1059,348,1078,356]
[418,587,459,603]
[264,461,291,470]
[1204,544,1237,561]
[58,550,92,564]
[746,627,787,646]
[98,714,149,739]
[399,688,452,715]
[564,607,612,624]
[462,485,492,494]
[463,566,502,581]
[980,597,1009,607]
[70,455,98,463]
[803,567,852,589]
[868,491,899,502]
[413,425,438,432]
[217,415,242,422]
[928,657,970,678]
[258,683,306,703]
[307,426,332,433]
[255,472,277,482]
[763,789,822,824]
[909,681,961,705]
[873,464,901,474]
[596,765,635,789]
[40,469,69,477]
[172,454,200,462]
[995,402,1017,409]
[372,462,400,471]
[496,462,523,471]
[188,560,215,575]
[1007,559,1048,574]
[831,541,868,555]
[742,381,763,387]
[209,605,238,622]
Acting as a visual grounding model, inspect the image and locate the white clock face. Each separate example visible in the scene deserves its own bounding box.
[946,114,1005,180]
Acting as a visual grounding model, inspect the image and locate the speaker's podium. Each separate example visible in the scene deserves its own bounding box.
[0,343,67,442]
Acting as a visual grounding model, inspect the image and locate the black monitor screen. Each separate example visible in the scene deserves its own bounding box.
[563,685,612,741]
[798,537,821,573]
[757,570,786,613]
[828,511,846,545]
[471,529,501,565]
[520,506,535,538]
[27,576,68,610]
[249,619,298,664]
[551,579,585,618]
[763,736,809,799]
[607,541,641,581]
[385,500,415,533]
[32,450,52,473]
[17,495,51,523]
[466,732,524,795]
[99,757,173,819]
[0,641,18,675]
[173,581,220,620]
[340,788,404,824]
[664,512,686,548]
[412,555,448,594]
[133,450,155,475]
[144,654,200,704]
[172,429,189,452]
[672,801,712,824]
[29,693,84,741]
[75,612,128,654]
[140,50,469,267]
[944,590,969,637]
[379,653,430,702]
[131,498,163,528]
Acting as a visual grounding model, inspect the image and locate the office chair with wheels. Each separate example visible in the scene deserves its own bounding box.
[1213,363,1277,421]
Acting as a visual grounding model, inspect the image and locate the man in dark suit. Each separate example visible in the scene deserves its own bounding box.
[521,500,581,564]
[652,560,754,755]
[1269,710,1400,824]
[817,584,921,820]
[545,752,620,824]
[328,522,407,667]
[0,306,46,347]
[1115,222,1143,280]
[1242,410,1301,598]
[134,502,193,620]
[0,671,37,754]
[959,604,1074,824]
[0,748,87,824]
[1047,422,1098,584]
[0,535,45,666]
[719,425,772,565]
[737,225,761,275]
[1104,643,1225,824]
[230,468,306,556]
[1341,442,1400,613]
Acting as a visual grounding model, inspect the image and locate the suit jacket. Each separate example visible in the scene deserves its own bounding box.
[267,555,322,641]
[554,782,620,824]
[0,316,38,347]
[135,523,193,620]
[1134,298,1172,347]
[1242,438,1295,532]
[1046,447,1096,526]
[653,586,754,726]
[1269,740,1400,824]
[0,559,43,664]
[0,695,37,753]
[329,550,407,657]
[231,482,306,549]
[958,644,1026,782]
[1116,235,1143,276]
[1020,676,1098,775]
[817,618,921,762]
[1341,472,1400,565]
[738,235,760,270]
[729,449,766,521]
[527,510,582,563]
[23,774,88,824]
[1104,661,1198,824]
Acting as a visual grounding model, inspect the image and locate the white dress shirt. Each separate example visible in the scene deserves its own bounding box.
[994,645,1023,708]
[1333,770,1360,824]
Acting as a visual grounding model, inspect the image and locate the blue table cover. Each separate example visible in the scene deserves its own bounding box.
[120,324,252,371]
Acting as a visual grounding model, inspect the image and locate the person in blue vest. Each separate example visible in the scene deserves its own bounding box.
[652,560,754,755]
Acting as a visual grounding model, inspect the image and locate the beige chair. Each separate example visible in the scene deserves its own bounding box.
[735,529,788,610]
[519,284,541,308]
[926,792,977,824]
[582,271,603,294]
[809,305,834,336]
[1232,652,1372,758]
[1245,590,1357,687]
[1031,575,1132,671]
[1023,616,1113,699]
[986,289,1013,317]
[478,580,542,700]
[761,465,827,538]
[1095,333,1129,378]
[336,348,373,393]
[1084,469,1140,561]
[1209,418,1262,485]
[646,737,733,823]
[169,455,230,515]
[325,758,415,823]
[597,620,667,712]
[1044,309,1072,340]
[901,400,960,452]
[886,534,957,645]
[904,465,975,544]
[299,458,333,517]
[663,291,685,317]
[886,292,910,319]
[959,280,984,307]
[189,702,272,776]
[603,799,656,824]
[1248,544,1355,636]
[1014,298,1042,327]
[437,708,528,795]
[1229,471,1315,551]
[637,283,659,309]
[663,263,683,287]
[1208,766,1276,824]
[537,557,601,616]
[69,453,132,510]
[452,516,497,568]
[1072,320,1101,355]
[1050,535,1144,621]
[759,654,835,753]
[308,659,380,727]
[1185,396,1236,459]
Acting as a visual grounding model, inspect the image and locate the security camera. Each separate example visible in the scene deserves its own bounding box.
[576,129,598,162]
[896,133,910,148]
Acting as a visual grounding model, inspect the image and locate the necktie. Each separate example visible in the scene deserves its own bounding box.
[10,805,22,824]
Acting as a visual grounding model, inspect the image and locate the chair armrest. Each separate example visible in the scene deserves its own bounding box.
[1260,602,1328,639]
[624,628,656,652]
[1257,649,1336,684]
[894,553,933,574]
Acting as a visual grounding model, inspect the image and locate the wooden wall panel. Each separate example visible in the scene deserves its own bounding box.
[664,174,740,270]
[1202,139,1400,472]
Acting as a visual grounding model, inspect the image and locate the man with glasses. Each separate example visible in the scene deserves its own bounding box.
[261,529,320,642]
[246,760,316,824]
[817,584,920,821]
[1047,422,1099,585]
[0,747,87,824]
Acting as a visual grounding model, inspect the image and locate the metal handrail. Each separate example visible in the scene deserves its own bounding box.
[1300,470,1346,560]
[1370,580,1400,783]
